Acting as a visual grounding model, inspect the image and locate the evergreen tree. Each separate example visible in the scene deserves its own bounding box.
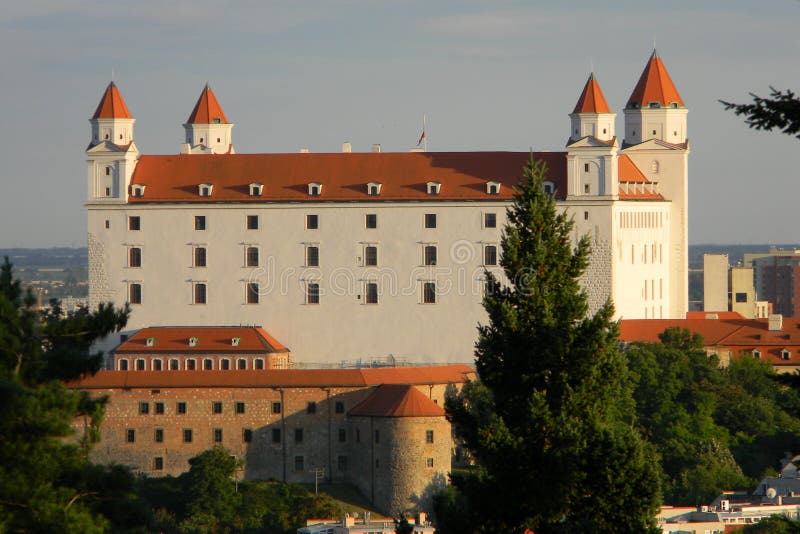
[445,158,661,533]
[721,87,800,139]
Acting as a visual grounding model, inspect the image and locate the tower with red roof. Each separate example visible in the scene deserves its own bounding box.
[181,84,235,155]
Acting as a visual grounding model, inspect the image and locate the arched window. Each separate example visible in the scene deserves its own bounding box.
[203,358,213,370]
[119,359,129,371]
[169,358,180,370]
[237,359,247,370]
[220,358,230,370]
[135,359,145,371]
[152,359,163,371]
[254,358,265,370]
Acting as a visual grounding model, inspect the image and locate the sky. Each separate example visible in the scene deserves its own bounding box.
[0,0,798,247]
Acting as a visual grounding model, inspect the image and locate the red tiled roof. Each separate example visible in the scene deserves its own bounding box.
[618,155,649,183]
[187,85,229,124]
[92,82,132,119]
[617,155,664,200]
[67,364,475,389]
[114,326,288,354]
[348,384,444,417]
[620,317,800,366]
[685,311,745,320]
[573,73,611,114]
[128,151,568,203]
[627,50,684,108]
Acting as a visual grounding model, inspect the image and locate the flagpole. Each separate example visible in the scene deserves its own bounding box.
[423,114,427,152]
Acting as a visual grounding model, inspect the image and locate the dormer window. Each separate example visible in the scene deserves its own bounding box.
[213,118,222,124]
[308,183,322,196]
[782,349,791,360]
[426,181,441,195]
[249,183,263,196]
[146,337,156,347]
[198,184,213,197]
[231,337,241,347]
[486,182,501,195]
[649,102,660,108]
[131,185,146,198]
[752,349,761,359]
[189,337,199,348]
[367,182,382,196]
[543,181,555,195]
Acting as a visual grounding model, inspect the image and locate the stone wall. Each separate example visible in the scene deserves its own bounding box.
[88,232,113,310]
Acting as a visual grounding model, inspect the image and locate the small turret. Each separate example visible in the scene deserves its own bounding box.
[569,72,616,143]
[182,84,235,154]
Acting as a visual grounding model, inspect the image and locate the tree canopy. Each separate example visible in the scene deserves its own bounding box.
[721,87,800,139]
[444,157,661,533]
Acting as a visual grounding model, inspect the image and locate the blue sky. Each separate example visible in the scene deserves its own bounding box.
[0,0,798,246]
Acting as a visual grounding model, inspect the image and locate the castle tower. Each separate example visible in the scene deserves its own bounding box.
[86,82,139,202]
[623,50,687,146]
[566,73,618,199]
[621,51,690,318]
[182,84,235,155]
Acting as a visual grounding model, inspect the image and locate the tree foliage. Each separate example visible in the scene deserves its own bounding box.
[721,87,800,139]
[0,257,134,532]
[444,157,660,533]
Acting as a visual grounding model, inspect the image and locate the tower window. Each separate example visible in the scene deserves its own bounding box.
[424,245,437,266]
[246,215,259,230]
[246,246,259,267]
[306,246,319,267]
[584,184,590,194]
[246,283,259,304]
[364,246,378,266]
[652,130,657,135]
[306,283,320,304]
[105,187,111,196]
[365,214,377,228]
[128,216,140,230]
[423,282,436,304]
[484,213,497,228]
[584,163,589,172]
[129,283,142,304]
[306,214,319,229]
[584,211,589,220]
[129,247,142,268]
[193,283,207,304]
[424,213,437,228]
[105,167,111,176]
[365,282,378,304]
[194,215,206,230]
[194,247,207,267]
[484,245,498,266]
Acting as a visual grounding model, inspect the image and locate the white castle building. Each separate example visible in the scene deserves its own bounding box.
[86,51,689,365]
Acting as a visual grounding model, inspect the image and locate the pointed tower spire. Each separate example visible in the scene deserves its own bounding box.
[186,84,229,124]
[573,73,612,114]
[92,81,133,120]
[626,50,684,109]
[568,72,616,143]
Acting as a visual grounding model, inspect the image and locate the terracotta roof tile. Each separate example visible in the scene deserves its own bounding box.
[348,384,445,417]
[92,82,132,119]
[617,155,664,200]
[67,364,474,389]
[114,326,287,353]
[128,151,568,203]
[627,50,684,108]
[187,85,229,124]
[573,73,612,114]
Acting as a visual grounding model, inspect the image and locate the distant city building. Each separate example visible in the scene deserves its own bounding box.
[752,254,800,318]
[703,253,728,312]
[702,253,763,319]
[85,51,691,365]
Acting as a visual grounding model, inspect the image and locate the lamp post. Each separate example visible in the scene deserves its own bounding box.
[311,467,325,496]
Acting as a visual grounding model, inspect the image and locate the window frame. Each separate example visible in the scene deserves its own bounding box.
[364,245,378,266]
[129,247,142,268]
[422,281,436,304]
[365,281,378,305]
[193,282,207,304]
[424,213,437,229]
[246,246,259,267]
[484,245,498,266]
[424,244,437,266]
[365,213,377,229]
[194,247,207,268]
[129,283,142,305]
[306,214,319,229]
[306,245,320,267]
[128,216,141,231]
[246,214,259,230]
[246,282,259,304]
[306,283,320,305]
[484,213,497,228]
[194,215,206,230]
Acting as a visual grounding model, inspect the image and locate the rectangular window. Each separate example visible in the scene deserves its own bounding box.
[154,428,164,443]
[484,213,497,228]
[424,213,437,229]
[246,283,259,304]
[338,455,348,472]
[365,282,378,304]
[335,401,345,414]
[177,402,187,414]
[194,283,207,304]
[484,245,498,266]
[194,215,206,230]
[214,428,223,443]
[365,214,377,229]
[194,247,207,267]
[423,282,436,304]
[235,402,245,414]
[307,283,320,304]
[183,429,193,443]
[129,283,142,304]
[243,428,253,443]
[735,292,747,303]
[294,456,304,472]
[186,359,196,370]
[272,428,281,443]
[212,401,222,414]
[426,430,434,443]
[338,428,346,443]
[307,402,317,414]
[295,428,303,443]
[424,245,437,266]
[364,246,378,266]
[129,247,142,268]
[139,402,149,415]
[126,429,136,443]
[246,215,259,230]
[128,216,140,231]
[427,458,434,468]
[246,247,259,267]
[306,246,319,267]
[306,214,318,229]
[272,401,282,414]
[154,457,164,471]
[155,402,164,415]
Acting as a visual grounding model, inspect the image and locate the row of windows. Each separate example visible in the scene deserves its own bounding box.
[119,357,269,371]
[126,213,500,232]
[130,279,464,306]
[131,400,349,416]
[126,426,433,446]
[127,243,499,271]
[620,211,664,229]
[146,453,433,473]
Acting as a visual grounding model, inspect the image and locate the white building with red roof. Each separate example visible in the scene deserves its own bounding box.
[86,51,690,364]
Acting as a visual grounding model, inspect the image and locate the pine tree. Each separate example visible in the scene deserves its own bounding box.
[721,87,800,139]
[445,157,661,533]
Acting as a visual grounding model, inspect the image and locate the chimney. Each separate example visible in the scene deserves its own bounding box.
[372,144,381,153]
[769,314,783,331]
[342,142,352,153]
